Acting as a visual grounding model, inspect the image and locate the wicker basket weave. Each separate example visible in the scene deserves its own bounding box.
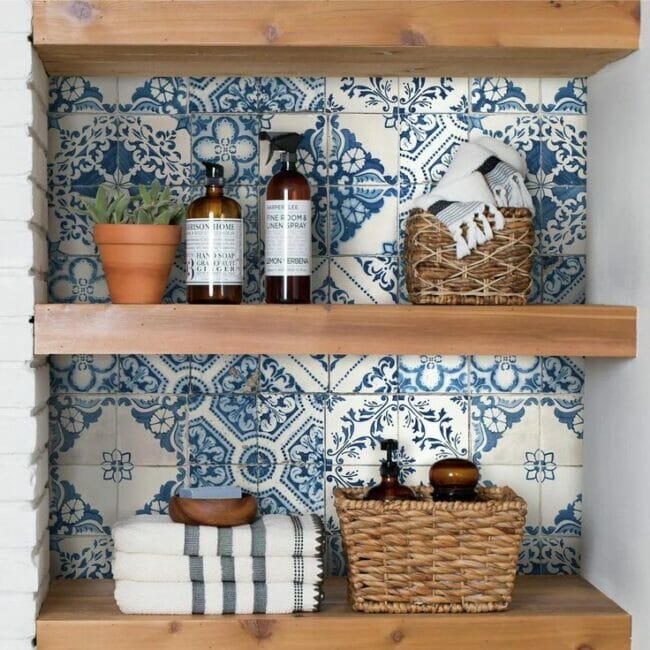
[334,486,527,614]
[404,207,534,305]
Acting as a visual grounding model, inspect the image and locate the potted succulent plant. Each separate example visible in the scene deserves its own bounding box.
[80,182,185,304]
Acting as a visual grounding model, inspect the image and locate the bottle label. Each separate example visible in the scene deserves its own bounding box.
[264,199,311,276]
[186,218,243,286]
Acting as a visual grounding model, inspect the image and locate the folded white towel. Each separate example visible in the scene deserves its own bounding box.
[114,580,322,614]
[113,514,323,558]
[113,551,323,584]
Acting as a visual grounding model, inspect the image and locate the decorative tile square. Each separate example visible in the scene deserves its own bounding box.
[541,78,587,114]
[398,395,469,465]
[259,355,328,392]
[119,355,189,394]
[398,355,468,393]
[257,393,325,466]
[189,76,257,112]
[48,254,109,304]
[539,536,580,575]
[538,185,587,255]
[471,78,540,113]
[190,355,259,393]
[49,76,117,113]
[48,185,97,256]
[50,535,113,579]
[191,114,259,184]
[118,77,188,113]
[325,464,377,529]
[48,114,119,188]
[259,77,325,112]
[399,77,469,114]
[329,256,398,304]
[399,113,468,185]
[119,114,191,186]
[540,396,583,465]
[190,463,258,494]
[256,462,324,515]
[50,355,118,393]
[329,185,398,255]
[541,467,582,535]
[542,357,584,393]
[49,395,116,466]
[518,535,542,575]
[326,77,398,114]
[470,356,541,393]
[117,466,185,519]
[542,255,586,304]
[330,113,398,185]
[188,393,256,465]
[117,395,187,466]
[471,395,539,464]
[329,355,397,394]
[311,256,329,304]
[539,115,587,186]
[523,448,559,483]
[326,394,398,466]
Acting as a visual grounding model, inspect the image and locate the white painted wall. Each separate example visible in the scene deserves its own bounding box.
[584,4,650,649]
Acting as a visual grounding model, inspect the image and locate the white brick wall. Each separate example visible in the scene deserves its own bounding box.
[0,2,50,647]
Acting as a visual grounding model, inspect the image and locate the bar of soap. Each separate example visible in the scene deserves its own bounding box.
[177,486,243,500]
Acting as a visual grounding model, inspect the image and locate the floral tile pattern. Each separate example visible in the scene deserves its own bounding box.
[48,74,587,578]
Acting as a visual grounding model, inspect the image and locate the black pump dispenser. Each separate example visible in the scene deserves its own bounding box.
[379,439,399,478]
[261,131,302,164]
[203,161,225,186]
[365,439,416,501]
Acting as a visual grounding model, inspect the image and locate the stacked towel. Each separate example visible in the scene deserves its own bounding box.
[112,514,324,615]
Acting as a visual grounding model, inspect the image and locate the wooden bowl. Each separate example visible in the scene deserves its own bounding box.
[169,494,257,527]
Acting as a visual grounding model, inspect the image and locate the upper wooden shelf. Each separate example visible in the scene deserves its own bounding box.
[37,576,630,650]
[34,304,637,356]
[33,0,639,76]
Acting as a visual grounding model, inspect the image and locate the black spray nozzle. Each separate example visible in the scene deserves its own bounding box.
[260,131,302,165]
[380,438,399,476]
[203,161,225,186]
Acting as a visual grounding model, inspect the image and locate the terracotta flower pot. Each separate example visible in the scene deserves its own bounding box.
[94,224,181,304]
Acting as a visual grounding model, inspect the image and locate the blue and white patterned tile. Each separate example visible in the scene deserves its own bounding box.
[325,528,346,577]
[188,393,256,465]
[539,115,587,186]
[189,76,258,112]
[119,114,191,186]
[311,256,329,304]
[326,394,398,466]
[542,255,586,304]
[325,464,377,530]
[329,355,397,394]
[48,254,109,304]
[471,78,540,113]
[330,113,398,185]
[50,535,113,579]
[329,185,398,255]
[119,355,189,394]
[117,466,185,519]
[49,76,117,113]
[190,463,257,495]
[50,355,118,393]
[540,396,583,465]
[398,355,468,393]
[539,536,580,575]
[541,467,582,535]
[48,185,98,256]
[542,356,584,393]
[50,465,116,535]
[257,393,325,466]
[191,114,259,184]
[398,394,469,466]
[518,535,542,575]
[117,395,187,466]
[256,462,324,515]
[541,78,587,114]
[326,77,398,116]
[523,448,559,483]
[190,355,259,393]
[118,77,188,114]
[259,113,327,186]
[99,448,135,484]
[469,356,541,393]
[538,185,586,255]
[259,77,325,112]
[471,395,539,464]
[259,355,328,392]
[49,395,117,465]
[329,255,398,304]
[528,255,543,304]
[399,113,468,186]
[48,114,120,188]
[399,77,469,114]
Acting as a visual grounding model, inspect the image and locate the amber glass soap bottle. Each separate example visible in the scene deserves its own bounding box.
[365,439,416,501]
[186,162,243,304]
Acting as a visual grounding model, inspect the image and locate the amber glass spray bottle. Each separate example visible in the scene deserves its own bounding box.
[261,132,311,304]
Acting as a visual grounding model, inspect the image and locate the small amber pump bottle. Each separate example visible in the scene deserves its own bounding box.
[365,439,416,501]
[186,162,243,304]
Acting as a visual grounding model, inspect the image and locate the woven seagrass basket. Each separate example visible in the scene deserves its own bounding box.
[404,207,534,305]
[334,486,527,614]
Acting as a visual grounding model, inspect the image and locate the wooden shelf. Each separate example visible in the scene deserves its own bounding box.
[34,304,636,356]
[33,0,639,76]
[37,576,630,650]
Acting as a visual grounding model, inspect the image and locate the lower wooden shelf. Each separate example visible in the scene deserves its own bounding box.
[37,576,630,650]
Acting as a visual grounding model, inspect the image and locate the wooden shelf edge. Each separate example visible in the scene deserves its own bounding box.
[34,304,637,357]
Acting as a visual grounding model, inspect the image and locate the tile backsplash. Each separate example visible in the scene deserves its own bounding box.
[46,76,586,579]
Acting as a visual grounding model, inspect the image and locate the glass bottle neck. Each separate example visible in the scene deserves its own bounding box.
[281,160,297,172]
[206,184,223,196]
